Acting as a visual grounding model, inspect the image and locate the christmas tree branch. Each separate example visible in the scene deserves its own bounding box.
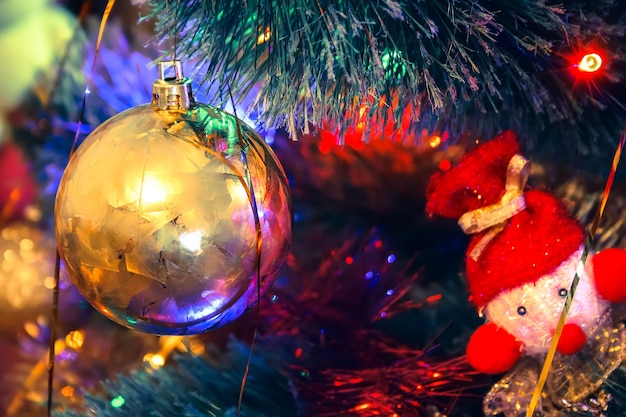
[146,0,622,139]
[55,340,297,417]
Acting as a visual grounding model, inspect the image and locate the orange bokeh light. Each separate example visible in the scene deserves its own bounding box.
[61,386,75,397]
[429,135,442,148]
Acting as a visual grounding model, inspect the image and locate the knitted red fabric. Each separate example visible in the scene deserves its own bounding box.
[467,190,584,306]
[592,248,626,303]
[426,131,519,219]
[426,132,584,307]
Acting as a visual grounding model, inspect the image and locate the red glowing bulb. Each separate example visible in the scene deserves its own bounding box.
[577,53,603,73]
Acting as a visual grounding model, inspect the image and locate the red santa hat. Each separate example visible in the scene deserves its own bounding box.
[426,131,584,307]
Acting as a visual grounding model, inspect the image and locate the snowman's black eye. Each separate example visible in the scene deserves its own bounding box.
[558,288,568,298]
[517,306,527,316]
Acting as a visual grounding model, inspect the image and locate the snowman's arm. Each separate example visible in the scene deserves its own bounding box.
[466,322,523,374]
[592,248,626,303]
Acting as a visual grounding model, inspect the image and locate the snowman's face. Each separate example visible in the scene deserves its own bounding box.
[483,248,609,355]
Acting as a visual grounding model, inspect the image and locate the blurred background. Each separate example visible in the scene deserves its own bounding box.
[1,0,626,416]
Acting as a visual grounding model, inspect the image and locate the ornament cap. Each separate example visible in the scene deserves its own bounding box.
[152,60,194,111]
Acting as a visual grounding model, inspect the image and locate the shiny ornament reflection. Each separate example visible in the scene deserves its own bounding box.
[55,104,292,335]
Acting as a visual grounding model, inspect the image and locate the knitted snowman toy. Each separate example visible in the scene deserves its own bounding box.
[426,131,626,379]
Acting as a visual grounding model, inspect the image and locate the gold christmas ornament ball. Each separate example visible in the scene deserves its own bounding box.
[54,98,292,335]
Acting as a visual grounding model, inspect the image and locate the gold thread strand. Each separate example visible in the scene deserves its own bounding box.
[49,2,117,415]
[226,80,264,417]
[525,127,626,417]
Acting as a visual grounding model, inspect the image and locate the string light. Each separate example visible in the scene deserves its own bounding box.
[65,330,85,349]
[257,27,271,44]
[143,336,184,369]
[150,354,165,368]
[429,135,442,148]
[565,47,608,93]
[60,386,74,397]
[110,395,125,408]
[577,52,603,73]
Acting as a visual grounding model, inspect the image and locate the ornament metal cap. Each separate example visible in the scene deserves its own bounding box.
[151,60,194,111]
